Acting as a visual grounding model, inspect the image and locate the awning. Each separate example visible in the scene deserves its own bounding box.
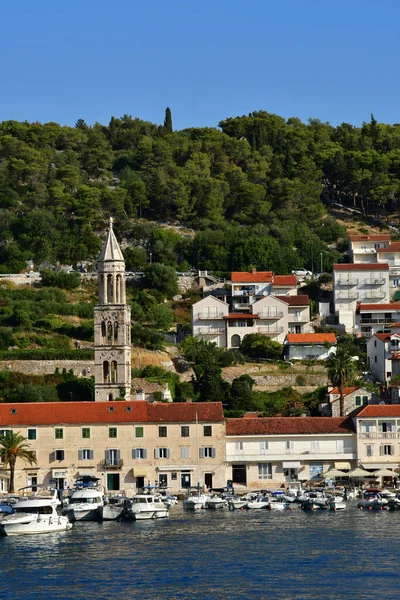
[0,473,10,479]
[335,462,351,470]
[155,465,196,472]
[133,468,148,477]
[282,461,301,469]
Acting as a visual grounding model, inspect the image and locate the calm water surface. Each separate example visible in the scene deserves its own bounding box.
[1,503,400,599]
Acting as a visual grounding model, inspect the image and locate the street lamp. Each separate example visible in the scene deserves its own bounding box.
[149,252,152,264]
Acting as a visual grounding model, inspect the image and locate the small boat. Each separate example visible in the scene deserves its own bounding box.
[0,487,72,536]
[228,496,248,510]
[328,496,347,511]
[301,491,327,511]
[268,498,291,511]
[127,493,169,520]
[102,494,126,521]
[183,486,209,511]
[246,494,270,509]
[205,494,227,510]
[357,489,387,510]
[63,477,104,522]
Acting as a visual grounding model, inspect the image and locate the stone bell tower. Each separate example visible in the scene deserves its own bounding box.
[94,217,131,401]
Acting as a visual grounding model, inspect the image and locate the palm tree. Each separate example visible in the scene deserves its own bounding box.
[0,431,37,493]
[327,348,356,417]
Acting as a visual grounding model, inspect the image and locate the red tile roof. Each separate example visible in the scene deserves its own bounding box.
[286,333,337,344]
[334,263,389,271]
[357,303,400,313]
[376,242,400,253]
[0,402,224,427]
[224,313,259,319]
[391,323,400,328]
[357,405,400,418]
[374,333,392,342]
[226,417,355,435]
[275,295,309,306]
[349,235,391,241]
[329,387,359,396]
[272,276,297,286]
[231,271,273,283]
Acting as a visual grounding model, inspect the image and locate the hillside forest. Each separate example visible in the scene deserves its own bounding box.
[2,109,400,276]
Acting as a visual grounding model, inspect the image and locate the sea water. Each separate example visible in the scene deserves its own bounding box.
[1,503,399,600]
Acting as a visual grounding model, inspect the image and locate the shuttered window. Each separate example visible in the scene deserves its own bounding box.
[78,449,94,460]
[200,447,216,458]
[132,448,147,459]
[155,448,170,459]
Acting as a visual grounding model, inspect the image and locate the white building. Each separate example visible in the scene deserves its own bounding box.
[191,294,311,348]
[231,270,297,312]
[226,417,356,488]
[333,263,390,332]
[366,330,400,384]
[349,234,390,264]
[355,302,400,337]
[376,242,400,294]
[284,333,337,360]
[357,405,400,471]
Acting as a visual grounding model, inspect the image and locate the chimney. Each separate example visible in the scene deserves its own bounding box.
[252,267,256,275]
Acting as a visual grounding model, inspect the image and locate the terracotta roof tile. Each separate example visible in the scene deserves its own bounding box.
[286,333,337,344]
[0,401,224,427]
[329,387,359,396]
[231,271,273,283]
[226,417,355,435]
[390,323,400,328]
[376,242,400,253]
[349,235,391,241]
[272,276,297,286]
[275,295,309,306]
[374,333,392,342]
[334,263,389,271]
[357,303,400,313]
[357,405,400,417]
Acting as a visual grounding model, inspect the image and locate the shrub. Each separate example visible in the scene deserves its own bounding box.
[295,374,307,386]
[41,269,81,290]
[0,349,93,360]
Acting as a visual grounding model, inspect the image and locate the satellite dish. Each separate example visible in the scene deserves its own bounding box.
[379,401,385,405]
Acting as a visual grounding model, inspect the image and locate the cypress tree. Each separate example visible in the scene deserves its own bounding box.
[164,107,173,134]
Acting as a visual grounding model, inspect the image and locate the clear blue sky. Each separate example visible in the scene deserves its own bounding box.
[1,0,399,130]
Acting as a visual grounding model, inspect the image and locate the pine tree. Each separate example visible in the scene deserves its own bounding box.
[164,107,173,134]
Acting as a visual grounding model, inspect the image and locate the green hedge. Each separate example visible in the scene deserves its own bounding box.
[0,349,94,360]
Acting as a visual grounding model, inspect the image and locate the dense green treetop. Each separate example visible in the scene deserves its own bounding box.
[0,110,396,274]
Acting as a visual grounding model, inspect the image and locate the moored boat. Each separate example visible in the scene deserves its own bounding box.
[205,494,227,510]
[183,486,209,511]
[127,493,169,520]
[328,496,347,511]
[63,477,104,522]
[0,487,72,536]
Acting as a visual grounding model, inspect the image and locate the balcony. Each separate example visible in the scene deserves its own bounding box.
[97,459,124,470]
[360,318,394,325]
[197,328,224,335]
[336,292,359,300]
[365,278,386,285]
[233,303,252,311]
[360,291,386,300]
[359,432,399,439]
[259,311,283,320]
[288,315,307,323]
[197,312,225,319]
[354,248,376,254]
[226,451,356,462]
[337,279,358,286]
[257,327,284,336]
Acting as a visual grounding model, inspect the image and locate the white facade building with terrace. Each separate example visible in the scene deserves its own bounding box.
[349,234,390,264]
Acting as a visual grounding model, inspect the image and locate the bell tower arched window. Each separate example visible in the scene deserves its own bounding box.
[103,361,110,383]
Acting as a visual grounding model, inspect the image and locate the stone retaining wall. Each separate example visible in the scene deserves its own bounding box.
[0,360,94,377]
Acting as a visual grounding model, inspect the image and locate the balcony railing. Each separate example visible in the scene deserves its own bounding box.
[197,328,224,335]
[336,293,359,300]
[337,279,358,286]
[259,311,283,320]
[360,318,394,325]
[288,315,307,323]
[197,312,225,319]
[365,278,386,285]
[97,459,124,470]
[359,432,399,439]
[360,292,386,300]
[354,248,376,253]
[233,303,252,310]
[257,327,284,336]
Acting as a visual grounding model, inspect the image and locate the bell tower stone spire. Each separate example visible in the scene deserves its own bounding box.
[94,218,131,401]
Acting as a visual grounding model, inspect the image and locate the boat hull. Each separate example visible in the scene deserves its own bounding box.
[131,509,168,520]
[64,507,102,522]
[0,515,72,536]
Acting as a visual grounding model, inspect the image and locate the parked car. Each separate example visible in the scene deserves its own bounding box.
[291,269,312,277]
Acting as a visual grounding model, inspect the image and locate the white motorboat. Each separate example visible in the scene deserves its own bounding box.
[246,494,270,509]
[301,491,328,511]
[328,496,347,511]
[63,477,104,522]
[357,490,387,510]
[0,487,72,536]
[205,494,227,510]
[183,486,209,511]
[268,498,291,511]
[128,494,169,520]
[228,496,248,510]
[102,494,126,521]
